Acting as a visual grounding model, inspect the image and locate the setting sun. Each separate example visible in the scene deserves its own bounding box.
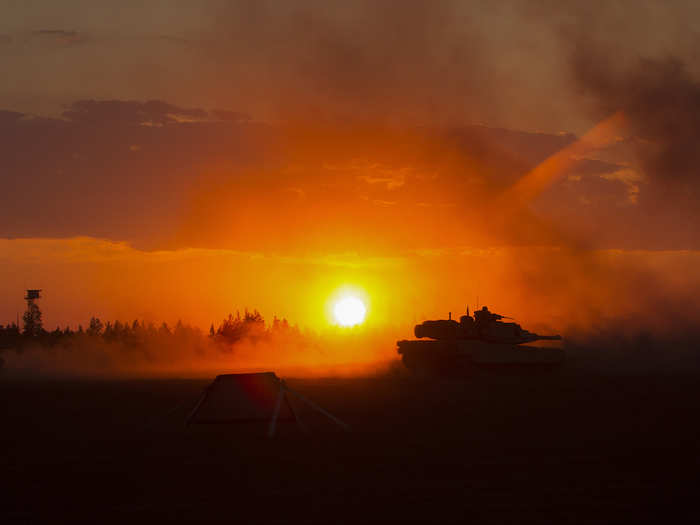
[333,296,367,326]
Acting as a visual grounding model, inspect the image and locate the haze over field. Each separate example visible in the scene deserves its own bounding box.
[1,1,699,374]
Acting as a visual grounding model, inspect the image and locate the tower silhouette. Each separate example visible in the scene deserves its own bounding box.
[23,289,43,336]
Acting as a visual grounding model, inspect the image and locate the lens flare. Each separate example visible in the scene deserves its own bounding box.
[333,296,367,326]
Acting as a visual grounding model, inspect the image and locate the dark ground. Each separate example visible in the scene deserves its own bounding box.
[1,366,698,524]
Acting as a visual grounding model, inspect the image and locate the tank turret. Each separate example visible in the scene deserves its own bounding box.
[414,319,460,339]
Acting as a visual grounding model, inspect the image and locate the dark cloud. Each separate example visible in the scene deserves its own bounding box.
[4,1,699,133]
[204,1,545,127]
[62,99,209,126]
[210,110,251,123]
[0,110,24,124]
[59,100,253,127]
[574,55,700,185]
[443,126,577,187]
[31,29,85,45]
[0,100,274,248]
[0,97,654,251]
[33,30,79,37]
[563,42,700,248]
[148,35,192,46]
[566,158,625,179]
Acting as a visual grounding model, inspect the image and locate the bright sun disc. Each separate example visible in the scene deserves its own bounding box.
[333,296,366,326]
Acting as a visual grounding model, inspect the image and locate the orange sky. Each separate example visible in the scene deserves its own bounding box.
[1,107,698,348]
[1,2,700,375]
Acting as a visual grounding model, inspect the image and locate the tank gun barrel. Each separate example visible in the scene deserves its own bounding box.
[532,334,562,341]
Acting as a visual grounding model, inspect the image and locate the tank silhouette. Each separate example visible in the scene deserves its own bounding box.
[398,306,564,372]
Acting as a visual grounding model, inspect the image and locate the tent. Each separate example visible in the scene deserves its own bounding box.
[186,372,349,437]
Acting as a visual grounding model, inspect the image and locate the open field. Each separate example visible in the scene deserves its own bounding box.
[2,367,698,524]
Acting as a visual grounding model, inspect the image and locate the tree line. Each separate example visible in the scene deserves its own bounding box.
[0,308,299,350]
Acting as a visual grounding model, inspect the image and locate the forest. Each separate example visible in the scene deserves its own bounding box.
[0,307,302,361]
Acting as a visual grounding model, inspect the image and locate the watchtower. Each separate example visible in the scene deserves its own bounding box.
[23,289,43,336]
[25,289,41,303]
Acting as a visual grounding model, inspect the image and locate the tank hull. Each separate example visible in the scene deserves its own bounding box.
[397,339,564,372]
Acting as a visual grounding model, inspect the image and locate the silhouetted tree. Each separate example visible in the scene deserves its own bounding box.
[159,322,171,336]
[3,306,309,357]
[87,317,103,336]
[22,302,43,336]
[272,316,290,331]
[103,321,114,340]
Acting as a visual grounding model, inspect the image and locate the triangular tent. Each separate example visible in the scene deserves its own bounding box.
[186,372,349,437]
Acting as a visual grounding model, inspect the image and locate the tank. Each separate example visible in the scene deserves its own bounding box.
[397,306,564,372]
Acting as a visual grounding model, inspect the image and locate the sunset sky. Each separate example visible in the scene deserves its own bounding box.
[1,1,699,350]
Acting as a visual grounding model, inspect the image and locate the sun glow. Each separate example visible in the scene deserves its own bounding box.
[333,296,367,326]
